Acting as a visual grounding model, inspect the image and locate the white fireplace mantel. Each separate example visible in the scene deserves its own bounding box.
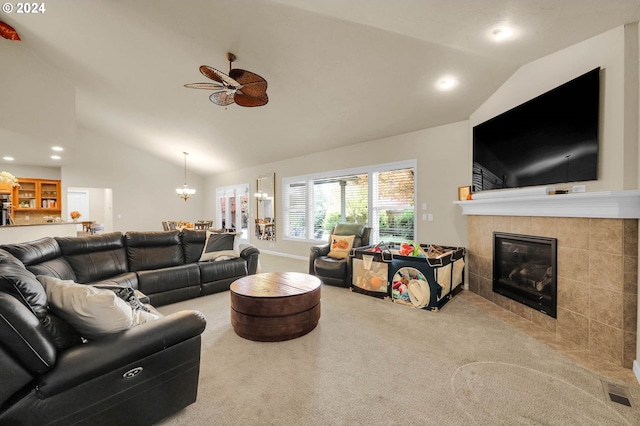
[453,190,640,219]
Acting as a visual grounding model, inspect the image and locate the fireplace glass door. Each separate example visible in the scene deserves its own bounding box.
[493,232,557,318]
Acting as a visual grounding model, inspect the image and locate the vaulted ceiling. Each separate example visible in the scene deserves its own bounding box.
[2,0,640,175]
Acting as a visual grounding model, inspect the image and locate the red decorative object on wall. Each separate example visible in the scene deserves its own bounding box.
[0,21,20,41]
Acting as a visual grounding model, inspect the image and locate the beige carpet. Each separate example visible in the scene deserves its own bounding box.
[155,255,640,425]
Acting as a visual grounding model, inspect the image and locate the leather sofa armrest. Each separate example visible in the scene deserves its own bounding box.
[309,244,330,274]
[240,245,260,259]
[240,245,260,275]
[37,310,206,398]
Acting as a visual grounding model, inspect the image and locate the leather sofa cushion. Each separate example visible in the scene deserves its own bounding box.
[126,231,185,271]
[136,263,200,296]
[314,256,348,279]
[40,312,83,351]
[0,248,24,267]
[199,258,247,283]
[181,229,207,264]
[0,262,48,319]
[0,293,56,375]
[1,237,60,266]
[90,272,139,290]
[27,257,77,281]
[0,258,82,351]
[56,233,128,283]
[1,239,77,281]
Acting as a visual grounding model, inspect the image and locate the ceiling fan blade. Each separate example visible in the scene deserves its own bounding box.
[200,65,240,88]
[238,81,268,98]
[184,82,223,90]
[209,91,235,106]
[235,91,268,107]
[229,69,267,85]
[229,69,268,98]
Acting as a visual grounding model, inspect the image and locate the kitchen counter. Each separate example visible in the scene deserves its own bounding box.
[0,222,78,245]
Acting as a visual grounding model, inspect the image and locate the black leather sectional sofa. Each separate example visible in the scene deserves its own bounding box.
[0,229,259,425]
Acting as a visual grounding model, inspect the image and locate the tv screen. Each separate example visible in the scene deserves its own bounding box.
[472,67,600,192]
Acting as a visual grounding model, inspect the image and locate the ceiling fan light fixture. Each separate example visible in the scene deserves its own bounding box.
[184,52,268,107]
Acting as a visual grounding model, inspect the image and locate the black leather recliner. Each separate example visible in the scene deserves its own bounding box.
[309,223,371,287]
[0,248,206,425]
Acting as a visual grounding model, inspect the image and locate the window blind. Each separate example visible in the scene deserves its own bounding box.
[283,161,415,243]
[284,181,307,238]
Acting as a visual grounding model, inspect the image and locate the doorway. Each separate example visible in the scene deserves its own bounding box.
[67,187,114,233]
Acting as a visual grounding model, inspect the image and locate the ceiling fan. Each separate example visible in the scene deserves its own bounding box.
[184,52,268,107]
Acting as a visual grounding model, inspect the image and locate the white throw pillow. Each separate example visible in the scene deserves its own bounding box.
[328,234,355,259]
[199,231,240,261]
[37,276,161,339]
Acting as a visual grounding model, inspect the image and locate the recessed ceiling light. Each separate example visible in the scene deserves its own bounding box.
[491,27,513,41]
[3,156,14,161]
[437,76,458,90]
[51,155,61,160]
[51,146,64,152]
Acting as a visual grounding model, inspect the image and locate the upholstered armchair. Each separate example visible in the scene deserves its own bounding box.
[309,223,371,287]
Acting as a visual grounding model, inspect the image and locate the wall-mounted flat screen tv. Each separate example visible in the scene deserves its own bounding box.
[472,67,600,192]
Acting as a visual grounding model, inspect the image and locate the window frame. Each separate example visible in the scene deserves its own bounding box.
[282,159,417,244]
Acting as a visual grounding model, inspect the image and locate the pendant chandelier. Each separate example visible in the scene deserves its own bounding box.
[254,190,268,202]
[176,152,196,201]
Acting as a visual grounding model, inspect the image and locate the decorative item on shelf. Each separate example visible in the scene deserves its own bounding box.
[70,211,81,221]
[0,171,19,187]
[458,185,471,201]
[176,151,196,201]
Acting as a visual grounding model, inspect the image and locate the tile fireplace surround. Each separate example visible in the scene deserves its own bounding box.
[457,190,640,370]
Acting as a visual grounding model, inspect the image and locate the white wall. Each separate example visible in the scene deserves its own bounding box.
[0,165,61,181]
[61,126,205,232]
[206,120,470,259]
[0,40,75,153]
[471,26,635,192]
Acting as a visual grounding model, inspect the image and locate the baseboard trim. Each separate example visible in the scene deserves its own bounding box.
[633,360,640,384]
[259,249,307,262]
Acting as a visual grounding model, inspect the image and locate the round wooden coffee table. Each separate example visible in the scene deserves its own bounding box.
[230,272,321,342]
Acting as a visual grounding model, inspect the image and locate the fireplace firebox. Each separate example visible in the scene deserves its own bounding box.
[493,232,557,318]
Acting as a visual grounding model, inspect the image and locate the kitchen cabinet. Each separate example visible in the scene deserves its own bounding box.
[13,178,61,212]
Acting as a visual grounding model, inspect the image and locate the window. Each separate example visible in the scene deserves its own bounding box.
[283,160,416,244]
[285,180,307,238]
[216,185,249,241]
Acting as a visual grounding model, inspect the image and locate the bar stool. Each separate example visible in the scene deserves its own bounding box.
[81,221,95,233]
[90,223,104,235]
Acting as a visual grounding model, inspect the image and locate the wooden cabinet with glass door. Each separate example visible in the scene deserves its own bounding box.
[12,178,61,213]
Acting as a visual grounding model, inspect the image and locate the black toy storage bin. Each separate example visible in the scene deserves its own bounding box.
[350,246,393,298]
[390,245,466,311]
